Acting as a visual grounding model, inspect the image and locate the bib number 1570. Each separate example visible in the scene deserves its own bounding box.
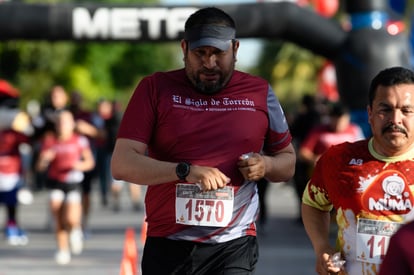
[175,184,234,227]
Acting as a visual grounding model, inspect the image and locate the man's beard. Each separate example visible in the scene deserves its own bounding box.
[184,56,235,95]
[194,76,224,95]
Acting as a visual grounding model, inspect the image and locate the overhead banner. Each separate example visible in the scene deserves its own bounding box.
[0,2,345,58]
[72,6,195,41]
[0,1,411,111]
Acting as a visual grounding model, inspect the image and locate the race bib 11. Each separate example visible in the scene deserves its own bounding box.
[356,217,402,264]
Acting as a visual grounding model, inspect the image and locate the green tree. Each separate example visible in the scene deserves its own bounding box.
[0,0,180,110]
[254,40,324,113]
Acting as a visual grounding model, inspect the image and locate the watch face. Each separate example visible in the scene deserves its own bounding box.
[177,162,190,180]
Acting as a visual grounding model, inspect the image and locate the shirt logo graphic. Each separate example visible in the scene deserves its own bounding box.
[361,170,414,215]
[172,95,256,112]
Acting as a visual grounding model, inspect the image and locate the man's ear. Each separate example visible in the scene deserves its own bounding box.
[181,39,188,55]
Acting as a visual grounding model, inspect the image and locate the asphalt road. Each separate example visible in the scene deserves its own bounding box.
[0,182,319,275]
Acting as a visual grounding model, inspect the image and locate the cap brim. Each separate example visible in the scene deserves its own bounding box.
[188,37,232,51]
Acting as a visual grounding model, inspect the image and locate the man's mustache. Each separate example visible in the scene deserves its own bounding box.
[382,123,407,135]
[200,69,220,74]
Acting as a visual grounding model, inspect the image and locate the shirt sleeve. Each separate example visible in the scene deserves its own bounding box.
[302,151,334,212]
[117,76,157,144]
[263,85,292,154]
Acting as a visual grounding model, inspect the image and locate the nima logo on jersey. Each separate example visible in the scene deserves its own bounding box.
[361,170,414,215]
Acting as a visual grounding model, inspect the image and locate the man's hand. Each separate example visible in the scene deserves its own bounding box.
[186,165,230,192]
[237,152,265,181]
[316,250,345,275]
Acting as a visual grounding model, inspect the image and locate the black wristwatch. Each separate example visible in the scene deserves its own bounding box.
[176,162,191,181]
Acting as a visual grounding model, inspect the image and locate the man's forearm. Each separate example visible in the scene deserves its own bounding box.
[301,203,332,253]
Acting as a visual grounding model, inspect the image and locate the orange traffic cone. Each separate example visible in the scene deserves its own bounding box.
[140,216,147,245]
[120,227,138,275]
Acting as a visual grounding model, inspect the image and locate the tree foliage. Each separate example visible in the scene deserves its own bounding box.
[0,40,181,109]
[0,0,181,110]
[254,40,324,113]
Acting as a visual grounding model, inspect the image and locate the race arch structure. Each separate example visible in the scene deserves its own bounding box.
[0,0,411,133]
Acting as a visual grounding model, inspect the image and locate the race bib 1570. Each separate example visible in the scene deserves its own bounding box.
[175,183,234,227]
